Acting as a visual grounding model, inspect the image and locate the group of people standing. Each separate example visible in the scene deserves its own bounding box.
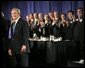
[1,7,84,67]
[26,8,84,41]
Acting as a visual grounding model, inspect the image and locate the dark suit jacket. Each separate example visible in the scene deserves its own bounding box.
[34,25,45,38]
[66,21,76,40]
[50,23,61,38]
[9,18,30,54]
[74,19,84,41]
[1,16,7,40]
[1,16,10,52]
[44,23,50,37]
[74,19,84,46]
[74,19,84,58]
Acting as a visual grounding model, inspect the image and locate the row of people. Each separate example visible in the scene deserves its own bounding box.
[26,7,84,64]
[26,8,84,40]
[1,7,84,67]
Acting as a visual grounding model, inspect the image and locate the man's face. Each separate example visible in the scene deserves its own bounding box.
[11,9,20,20]
[54,12,58,18]
[67,12,73,20]
[34,13,37,19]
[77,9,83,18]
[61,14,65,20]
[48,12,54,20]
[44,15,48,21]
[38,13,43,19]
[29,14,33,19]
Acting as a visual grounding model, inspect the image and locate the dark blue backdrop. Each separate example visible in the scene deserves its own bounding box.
[1,1,84,20]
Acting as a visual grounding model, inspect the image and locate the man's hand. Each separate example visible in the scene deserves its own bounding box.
[21,45,26,53]
[8,49,12,56]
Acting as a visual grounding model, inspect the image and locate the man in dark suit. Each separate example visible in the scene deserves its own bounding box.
[66,10,76,40]
[73,8,84,64]
[1,12,10,67]
[50,17,61,38]
[8,8,30,67]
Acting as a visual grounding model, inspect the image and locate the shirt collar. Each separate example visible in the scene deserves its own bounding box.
[14,17,20,23]
[11,17,20,24]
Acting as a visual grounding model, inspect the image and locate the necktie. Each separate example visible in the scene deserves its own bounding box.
[11,23,14,38]
[8,22,15,39]
[11,22,16,34]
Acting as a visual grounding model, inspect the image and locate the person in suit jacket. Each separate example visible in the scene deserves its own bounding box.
[50,11,61,38]
[35,19,45,38]
[44,14,51,37]
[34,13,45,38]
[60,13,68,40]
[73,8,84,63]
[1,12,10,67]
[66,10,76,40]
[8,8,30,67]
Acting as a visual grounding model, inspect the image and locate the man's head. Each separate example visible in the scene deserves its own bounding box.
[33,13,38,19]
[77,8,84,18]
[44,14,49,21]
[67,10,74,20]
[38,13,43,20]
[61,13,66,20]
[54,11,59,18]
[11,8,20,20]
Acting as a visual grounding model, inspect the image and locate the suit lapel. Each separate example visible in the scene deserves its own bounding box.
[13,18,21,37]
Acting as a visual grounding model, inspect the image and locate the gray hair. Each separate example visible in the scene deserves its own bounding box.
[11,8,21,14]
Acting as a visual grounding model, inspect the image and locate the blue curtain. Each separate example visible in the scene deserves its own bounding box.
[1,1,84,20]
